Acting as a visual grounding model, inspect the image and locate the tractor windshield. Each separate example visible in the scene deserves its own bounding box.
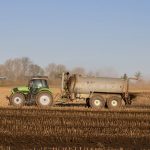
[30,79,49,89]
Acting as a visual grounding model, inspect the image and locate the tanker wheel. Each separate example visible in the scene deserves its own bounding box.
[89,95,105,109]
[36,92,53,108]
[10,93,25,108]
[107,96,122,109]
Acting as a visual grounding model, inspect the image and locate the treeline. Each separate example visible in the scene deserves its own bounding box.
[0,57,102,86]
[0,57,144,87]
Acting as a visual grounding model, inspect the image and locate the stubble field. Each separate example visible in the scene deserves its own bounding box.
[0,87,150,149]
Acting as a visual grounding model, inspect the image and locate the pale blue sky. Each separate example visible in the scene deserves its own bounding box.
[0,0,150,77]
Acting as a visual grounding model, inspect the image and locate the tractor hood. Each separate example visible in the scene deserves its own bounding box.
[12,86,29,94]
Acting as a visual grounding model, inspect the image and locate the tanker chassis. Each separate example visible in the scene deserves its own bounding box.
[61,73,137,109]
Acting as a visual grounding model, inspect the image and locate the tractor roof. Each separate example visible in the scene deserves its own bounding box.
[31,76,48,80]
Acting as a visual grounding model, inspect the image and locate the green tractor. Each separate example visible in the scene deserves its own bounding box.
[8,76,53,108]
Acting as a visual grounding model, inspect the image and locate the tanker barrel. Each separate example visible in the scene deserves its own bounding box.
[67,74,128,94]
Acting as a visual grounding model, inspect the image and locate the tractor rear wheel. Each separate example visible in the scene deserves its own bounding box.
[36,92,53,107]
[10,93,25,107]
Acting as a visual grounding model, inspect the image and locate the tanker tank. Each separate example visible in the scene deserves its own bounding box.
[67,74,128,94]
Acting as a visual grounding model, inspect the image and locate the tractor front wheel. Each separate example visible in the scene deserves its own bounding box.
[36,92,53,108]
[10,93,25,107]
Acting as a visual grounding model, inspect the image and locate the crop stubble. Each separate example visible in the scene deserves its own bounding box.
[0,87,150,149]
[0,108,149,149]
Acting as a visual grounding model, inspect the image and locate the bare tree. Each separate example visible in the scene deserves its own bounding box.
[45,63,66,85]
[28,64,44,76]
[21,57,32,77]
[87,71,94,77]
[45,63,57,80]
[3,57,33,81]
[72,67,86,75]
[56,64,66,75]
[135,71,142,80]
[0,64,6,76]
[4,58,17,80]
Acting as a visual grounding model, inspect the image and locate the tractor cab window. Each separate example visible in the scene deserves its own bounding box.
[29,79,49,89]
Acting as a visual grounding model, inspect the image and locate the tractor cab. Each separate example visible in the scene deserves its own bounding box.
[29,76,49,90]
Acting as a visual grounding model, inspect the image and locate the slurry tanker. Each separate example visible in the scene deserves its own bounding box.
[61,72,139,109]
